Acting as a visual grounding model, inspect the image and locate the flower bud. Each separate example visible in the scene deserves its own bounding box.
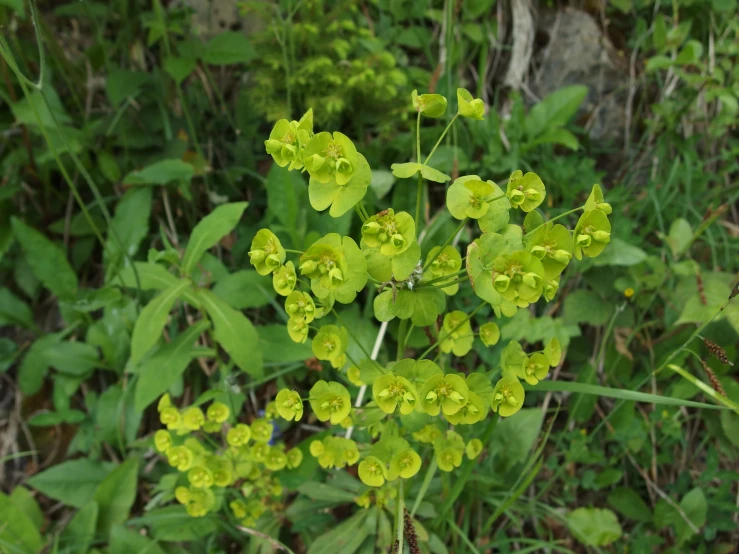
[522,272,542,289]
[378,232,388,243]
[530,245,547,259]
[524,188,540,200]
[506,395,518,406]
[390,234,405,249]
[508,189,525,206]
[299,260,317,274]
[362,222,381,235]
[329,267,344,286]
[592,230,611,243]
[597,202,612,214]
[264,139,282,154]
[576,234,592,248]
[551,249,572,264]
[425,391,438,403]
[449,391,465,403]
[266,254,282,269]
[248,249,266,264]
[494,274,511,292]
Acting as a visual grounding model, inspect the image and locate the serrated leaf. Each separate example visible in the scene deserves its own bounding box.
[181,202,247,275]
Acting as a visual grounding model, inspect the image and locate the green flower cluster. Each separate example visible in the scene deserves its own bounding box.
[154,395,302,522]
[309,436,360,469]
[358,436,421,487]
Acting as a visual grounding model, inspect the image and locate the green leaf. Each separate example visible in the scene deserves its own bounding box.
[591,238,647,267]
[307,510,371,554]
[181,202,247,275]
[646,55,673,71]
[677,487,707,544]
[11,217,78,299]
[212,270,275,309]
[109,525,166,554]
[135,320,211,411]
[420,164,451,183]
[104,187,153,281]
[93,459,139,536]
[664,218,692,258]
[564,290,613,326]
[411,288,446,326]
[297,482,358,504]
[129,507,218,541]
[489,408,543,474]
[28,409,87,426]
[42,341,99,376]
[164,55,197,84]
[528,380,733,410]
[27,459,113,507]
[0,287,34,329]
[113,262,200,306]
[607,487,652,523]
[257,324,312,363]
[122,159,194,186]
[567,507,622,546]
[9,487,43,531]
[0,491,44,554]
[390,162,422,179]
[130,280,191,365]
[202,32,256,65]
[18,334,57,395]
[369,169,395,199]
[524,85,588,139]
[60,503,99,554]
[526,128,580,150]
[266,165,304,232]
[198,289,263,378]
[106,69,149,107]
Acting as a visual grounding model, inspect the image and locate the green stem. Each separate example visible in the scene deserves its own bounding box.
[525,207,584,236]
[396,480,405,554]
[284,249,304,255]
[354,204,368,223]
[419,301,486,360]
[415,172,424,229]
[418,269,467,288]
[416,110,422,163]
[423,218,468,270]
[425,114,458,165]
[397,319,408,360]
[423,275,469,291]
[410,457,437,517]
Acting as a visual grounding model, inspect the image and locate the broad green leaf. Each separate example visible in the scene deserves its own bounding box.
[104,187,153,281]
[646,55,673,71]
[18,334,59,395]
[11,218,78,299]
[28,409,86,426]
[129,280,191,365]
[411,287,446,326]
[9,487,43,531]
[129,506,218,541]
[0,337,17,373]
[567,507,622,546]
[390,162,422,179]
[524,85,588,139]
[297,482,358,504]
[135,320,212,411]
[526,128,580,150]
[489,408,543,474]
[27,459,113,507]
[257,324,312,363]
[113,262,200,306]
[591,238,647,267]
[677,488,707,544]
[0,287,34,329]
[198,289,263,378]
[607,487,652,523]
[93,459,139,536]
[105,69,149,107]
[307,510,371,554]
[266,165,304,232]
[123,159,194,186]
[420,164,451,183]
[202,32,256,65]
[164,56,197,84]
[109,525,166,554]
[42,341,99,376]
[212,270,275,309]
[181,202,247,275]
[11,87,71,128]
[369,169,395,199]
[564,290,613,326]
[60,503,99,554]
[664,218,692,258]
[0,491,44,554]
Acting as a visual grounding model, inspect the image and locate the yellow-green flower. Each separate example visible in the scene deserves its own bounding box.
[434,438,464,472]
[358,456,387,487]
[184,487,215,518]
[226,423,252,447]
[154,430,172,453]
[491,376,525,417]
[346,365,365,386]
[166,445,194,472]
[372,374,418,415]
[249,229,286,276]
[182,407,205,431]
[311,325,349,369]
[419,374,469,416]
[251,418,274,443]
[574,209,611,260]
[439,311,474,357]
[287,317,309,344]
[264,447,288,471]
[505,170,546,212]
[521,352,550,385]
[285,291,315,322]
[206,402,230,424]
[159,406,181,430]
[230,499,248,520]
[388,448,421,480]
[457,88,485,119]
[466,438,483,460]
[412,424,444,444]
[273,262,297,296]
[210,459,234,487]
[309,440,324,457]
[309,380,352,424]
[157,393,172,412]
[287,448,303,469]
[275,389,303,421]
[187,465,214,489]
[479,322,500,347]
[423,245,462,295]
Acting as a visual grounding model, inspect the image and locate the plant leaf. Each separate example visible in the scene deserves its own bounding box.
[181,202,247,276]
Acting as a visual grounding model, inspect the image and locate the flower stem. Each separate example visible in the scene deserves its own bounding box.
[525,206,584,236]
[397,319,408,360]
[396,480,405,553]
[332,309,373,360]
[354,204,367,223]
[284,249,304,255]
[425,113,458,166]
[423,218,468,270]
[417,269,468,288]
[415,172,424,230]
[410,457,437,517]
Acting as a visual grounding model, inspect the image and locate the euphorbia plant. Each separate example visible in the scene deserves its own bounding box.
[155,88,611,550]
